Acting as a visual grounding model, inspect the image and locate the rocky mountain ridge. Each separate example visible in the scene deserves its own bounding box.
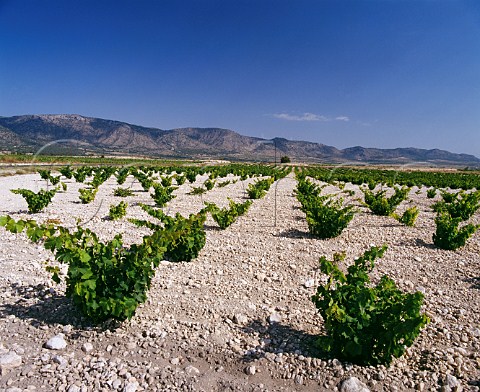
[0,114,478,165]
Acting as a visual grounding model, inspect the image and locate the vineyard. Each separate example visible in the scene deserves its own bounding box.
[0,163,479,391]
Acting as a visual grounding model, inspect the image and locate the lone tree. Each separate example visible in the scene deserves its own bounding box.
[280,156,291,163]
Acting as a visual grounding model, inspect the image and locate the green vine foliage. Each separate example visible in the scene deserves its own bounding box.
[188,186,207,195]
[130,205,207,262]
[174,174,186,185]
[133,172,154,191]
[0,215,169,322]
[79,188,98,204]
[304,196,355,239]
[89,167,115,188]
[38,170,61,185]
[161,176,173,187]
[393,206,419,227]
[11,188,57,213]
[432,190,480,221]
[113,187,134,197]
[217,180,231,188]
[312,246,429,365]
[362,186,410,216]
[109,201,128,220]
[185,171,198,184]
[204,179,215,191]
[296,178,354,239]
[426,188,437,199]
[246,178,274,199]
[294,178,324,206]
[59,166,74,179]
[440,190,457,203]
[73,166,94,183]
[204,199,252,229]
[433,212,479,250]
[151,184,176,207]
[115,167,130,185]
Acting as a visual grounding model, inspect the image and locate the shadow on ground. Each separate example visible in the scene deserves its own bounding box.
[464,276,480,290]
[273,228,311,239]
[0,282,119,331]
[239,319,322,363]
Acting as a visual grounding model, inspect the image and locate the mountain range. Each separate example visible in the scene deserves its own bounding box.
[0,114,478,166]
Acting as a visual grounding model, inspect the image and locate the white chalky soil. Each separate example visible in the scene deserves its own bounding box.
[0,171,479,391]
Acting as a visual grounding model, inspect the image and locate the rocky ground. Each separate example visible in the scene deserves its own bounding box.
[0,170,479,392]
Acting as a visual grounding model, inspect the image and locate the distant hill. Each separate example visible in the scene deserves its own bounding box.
[0,114,478,165]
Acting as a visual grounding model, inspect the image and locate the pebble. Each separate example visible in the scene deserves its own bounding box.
[233,314,248,325]
[268,313,282,323]
[303,278,315,288]
[123,382,139,392]
[44,334,67,350]
[185,365,200,375]
[0,351,22,370]
[339,377,370,392]
[245,365,256,375]
[81,342,94,353]
[441,374,462,392]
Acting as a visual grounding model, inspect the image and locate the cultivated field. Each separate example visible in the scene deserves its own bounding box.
[0,166,479,392]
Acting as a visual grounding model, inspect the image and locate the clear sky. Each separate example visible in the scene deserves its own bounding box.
[1,0,479,156]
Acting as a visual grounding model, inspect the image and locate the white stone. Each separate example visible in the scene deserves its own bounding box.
[268,313,282,323]
[123,382,139,392]
[443,374,462,391]
[244,365,256,375]
[52,355,67,366]
[185,365,200,375]
[233,314,248,325]
[81,343,94,353]
[0,351,22,370]
[44,334,67,350]
[339,376,370,392]
[303,278,315,288]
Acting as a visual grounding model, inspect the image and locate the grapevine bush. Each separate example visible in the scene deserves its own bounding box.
[115,167,130,185]
[433,213,479,250]
[151,183,176,207]
[11,188,57,213]
[432,190,480,221]
[204,179,215,191]
[79,188,98,204]
[426,188,437,199]
[204,199,252,229]
[312,246,429,365]
[38,170,61,185]
[59,165,74,179]
[393,206,419,227]
[188,186,207,195]
[362,186,410,216]
[296,178,355,239]
[114,187,134,197]
[0,215,171,322]
[247,178,274,199]
[303,196,355,239]
[109,201,128,220]
[130,205,207,262]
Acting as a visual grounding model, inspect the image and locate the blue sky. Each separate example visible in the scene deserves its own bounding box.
[1,0,479,156]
